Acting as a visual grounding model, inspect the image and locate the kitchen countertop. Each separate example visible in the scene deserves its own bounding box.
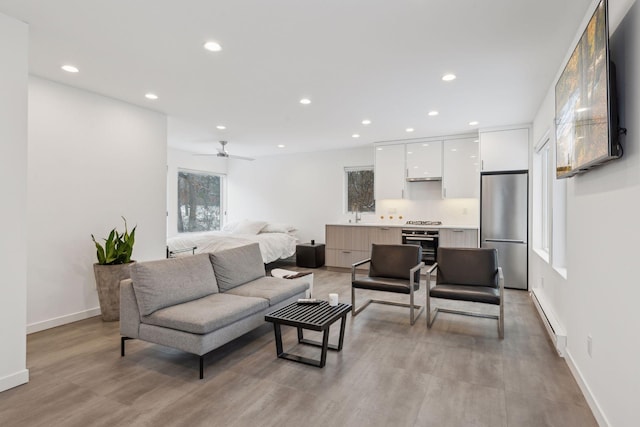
[326,223,478,230]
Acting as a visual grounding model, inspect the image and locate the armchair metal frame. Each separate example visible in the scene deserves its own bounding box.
[351,258,425,325]
[426,263,504,339]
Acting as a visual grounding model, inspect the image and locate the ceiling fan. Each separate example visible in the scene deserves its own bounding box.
[195,141,254,161]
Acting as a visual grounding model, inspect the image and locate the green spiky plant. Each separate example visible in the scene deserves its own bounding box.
[91,217,136,265]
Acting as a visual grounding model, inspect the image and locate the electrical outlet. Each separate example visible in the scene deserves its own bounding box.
[587,335,593,357]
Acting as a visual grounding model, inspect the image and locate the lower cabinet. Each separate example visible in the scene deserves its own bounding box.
[325,249,370,269]
[326,225,478,268]
[439,229,478,248]
[325,225,402,269]
[370,227,401,245]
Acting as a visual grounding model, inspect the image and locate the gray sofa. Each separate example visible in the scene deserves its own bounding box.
[120,243,310,378]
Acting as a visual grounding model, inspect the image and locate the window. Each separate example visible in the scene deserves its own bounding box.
[345,167,375,213]
[533,138,550,258]
[552,174,567,275]
[177,170,224,232]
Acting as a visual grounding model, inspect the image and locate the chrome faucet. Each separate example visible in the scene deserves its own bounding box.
[353,206,361,223]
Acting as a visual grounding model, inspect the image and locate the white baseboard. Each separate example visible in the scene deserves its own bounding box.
[27,307,101,334]
[530,289,567,356]
[0,369,29,393]
[564,349,610,427]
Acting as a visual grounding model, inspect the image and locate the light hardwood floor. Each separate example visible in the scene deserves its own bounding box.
[0,266,597,427]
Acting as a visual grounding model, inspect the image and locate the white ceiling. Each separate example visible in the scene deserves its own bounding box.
[0,0,593,158]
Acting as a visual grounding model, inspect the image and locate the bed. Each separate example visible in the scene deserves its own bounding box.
[166,220,298,264]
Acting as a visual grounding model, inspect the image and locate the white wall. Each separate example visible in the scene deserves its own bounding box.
[166,147,228,238]
[529,1,639,425]
[0,13,29,393]
[27,77,167,332]
[226,146,478,244]
[227,147,374,242]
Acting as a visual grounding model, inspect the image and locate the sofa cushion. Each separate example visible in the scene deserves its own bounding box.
[209,243,265,292]
[131,254,219,316]
[225,276,309,306]
[142,293,269,334]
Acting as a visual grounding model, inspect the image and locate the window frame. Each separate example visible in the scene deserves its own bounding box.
[533,135,551,261]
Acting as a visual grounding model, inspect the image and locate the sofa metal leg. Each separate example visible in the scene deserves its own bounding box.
[199,356,204,380]
[121,337,132,357]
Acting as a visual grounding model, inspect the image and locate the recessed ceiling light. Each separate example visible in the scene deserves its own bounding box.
[362,119,371,125]
[469,121,479,126]
[377,147,383,151]
[442,73,457,82]
[216,125,226,130]
[406,128,414,133]
[407,151,413,154]
[422,143,429,147]
[352,134,360,138]
[428,111,439,116]
[277,144,285,148]
[451,148,458,152]
[470,155,477,158]
[299,98,311,105]
[61,65,79,73]
[145,93,158,100]
[203,41,222,52]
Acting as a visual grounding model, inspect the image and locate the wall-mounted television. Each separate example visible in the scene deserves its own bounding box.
[555,0,622,179]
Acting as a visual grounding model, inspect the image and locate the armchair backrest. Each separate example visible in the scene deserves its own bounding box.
[436,247,499,288]
[369,244,422,282]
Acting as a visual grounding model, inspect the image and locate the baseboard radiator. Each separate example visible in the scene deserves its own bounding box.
[530,290,567,357]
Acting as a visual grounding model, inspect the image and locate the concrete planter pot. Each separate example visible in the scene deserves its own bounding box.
[93,262,135,321]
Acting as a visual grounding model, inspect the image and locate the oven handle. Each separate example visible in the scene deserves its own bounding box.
[403,237,435,241]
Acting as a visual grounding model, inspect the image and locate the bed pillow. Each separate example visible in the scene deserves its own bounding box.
[209,243,266,291]
[131,254,219,316]
[221,221,239,232]
[231,219,267,235]
[260,222,297,234]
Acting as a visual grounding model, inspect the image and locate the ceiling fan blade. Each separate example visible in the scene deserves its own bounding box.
[227,154,255,161]
[192,140,253,160]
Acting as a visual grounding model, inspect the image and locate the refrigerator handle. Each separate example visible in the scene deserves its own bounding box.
[484,238,527,244]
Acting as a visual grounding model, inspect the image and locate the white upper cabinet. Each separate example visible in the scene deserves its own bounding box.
[406,141,442,181]
[375,144,406,200]
[480,127,529,172]
[442,137,479,199]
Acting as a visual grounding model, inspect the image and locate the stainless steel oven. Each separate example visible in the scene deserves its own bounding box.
[401,228,439,265]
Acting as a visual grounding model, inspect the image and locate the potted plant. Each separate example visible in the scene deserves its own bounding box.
[91,217,136,321]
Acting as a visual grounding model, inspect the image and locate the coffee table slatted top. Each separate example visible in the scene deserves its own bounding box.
[265,301,351,331]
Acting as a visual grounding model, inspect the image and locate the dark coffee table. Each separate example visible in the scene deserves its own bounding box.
[265,301,351,368]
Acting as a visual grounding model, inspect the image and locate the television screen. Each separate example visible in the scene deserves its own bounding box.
[555,0,620,179]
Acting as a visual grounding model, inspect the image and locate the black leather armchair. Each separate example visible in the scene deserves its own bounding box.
[426,247,504,338]
[351,244,424,325]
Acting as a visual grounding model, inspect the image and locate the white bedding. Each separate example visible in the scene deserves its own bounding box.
[167,231,297,264]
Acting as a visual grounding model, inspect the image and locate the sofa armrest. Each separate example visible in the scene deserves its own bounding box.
[120,278,141,338]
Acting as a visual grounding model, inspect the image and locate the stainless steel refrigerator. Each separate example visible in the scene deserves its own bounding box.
[480,171,528,290]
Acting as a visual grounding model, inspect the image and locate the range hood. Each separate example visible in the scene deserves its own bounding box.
[406,176,442,182]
